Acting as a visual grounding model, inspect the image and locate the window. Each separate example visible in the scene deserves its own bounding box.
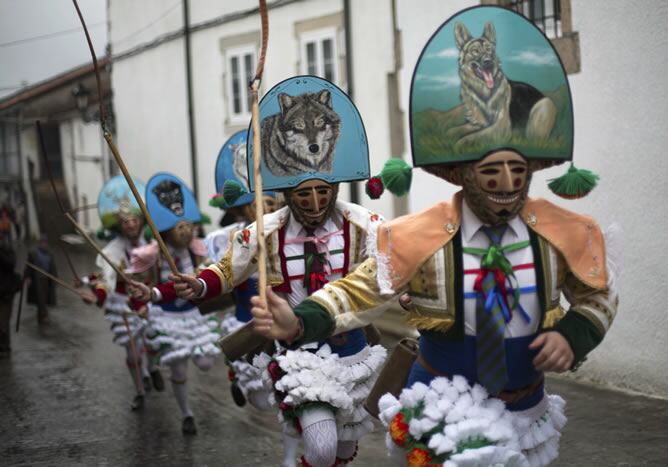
[225,45,256,124]
[482,0,580,73]
[506,0,562,38]
[300,28,339,84]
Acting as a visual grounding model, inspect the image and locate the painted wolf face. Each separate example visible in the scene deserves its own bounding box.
[455,21,501,93]
[230,143,249,189]
[153,180,184,216]
[277,90,341,171]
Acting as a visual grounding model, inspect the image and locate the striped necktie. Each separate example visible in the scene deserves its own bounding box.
[475,224,509,395]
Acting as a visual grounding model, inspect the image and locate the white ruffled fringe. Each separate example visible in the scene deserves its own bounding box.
[219,313,245,337]
[256,344,387,440]
[512,394,567,467]
[104,292,146,346]
[146,305,221,366]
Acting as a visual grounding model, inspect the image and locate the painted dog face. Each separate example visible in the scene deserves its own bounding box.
[455,21,501,91]
[277,90,341,171]
[153,180,184,216]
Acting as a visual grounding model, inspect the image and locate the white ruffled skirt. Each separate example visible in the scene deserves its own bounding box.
[256,343,387,441]
[145,305,222,366]
[219,313,268,398]
[103,291,147,346]
[378,375,566,467]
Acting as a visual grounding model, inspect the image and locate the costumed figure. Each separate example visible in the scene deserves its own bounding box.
[251,8,619,467]
[86,175,163,410]
[127,172,222,434]
[142,76,388,467]
[207,129,282,409]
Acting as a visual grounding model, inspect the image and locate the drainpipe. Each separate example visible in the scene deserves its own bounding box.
[183,0,199,200]
[343,0,359,204]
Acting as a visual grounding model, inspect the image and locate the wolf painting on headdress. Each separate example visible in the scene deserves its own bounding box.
[446,21,557,150]
[261,89,341,177]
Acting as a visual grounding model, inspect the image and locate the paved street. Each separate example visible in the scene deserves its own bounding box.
[1,247,667,466]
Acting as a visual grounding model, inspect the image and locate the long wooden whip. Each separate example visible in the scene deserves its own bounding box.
[71,0,178,275]
[252,0,269,304]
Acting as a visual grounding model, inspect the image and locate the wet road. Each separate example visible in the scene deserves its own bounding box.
[2,248,667,466]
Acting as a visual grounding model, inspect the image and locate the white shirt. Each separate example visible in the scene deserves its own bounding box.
[282,211,346,308]
[461,200,541,338]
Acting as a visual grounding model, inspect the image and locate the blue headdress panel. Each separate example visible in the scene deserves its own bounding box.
[146,172,201,232]
[213,130,277,209]
[97,175,146,230]
[247,75,370,191]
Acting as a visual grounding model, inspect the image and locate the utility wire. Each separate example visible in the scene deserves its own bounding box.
[112,1,180,46]
[0,21,104,48]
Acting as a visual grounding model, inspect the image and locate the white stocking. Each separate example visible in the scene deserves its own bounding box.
[192,354,214,371]
[299,407,338,467]
[124,342,143,394]
[247,388,272,411]
[282,429,299,467]
[170,359,192,418]
[336,441,357,463]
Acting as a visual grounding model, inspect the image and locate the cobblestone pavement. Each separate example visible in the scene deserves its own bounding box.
[1,247,666,466]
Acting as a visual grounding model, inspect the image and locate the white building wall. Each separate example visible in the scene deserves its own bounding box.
[19,126,41,238]
[59,116,106,232]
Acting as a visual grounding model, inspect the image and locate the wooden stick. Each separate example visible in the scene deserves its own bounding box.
[25,261,87,298]
[122,312,145,396]
[71,0,178,275]
[15,269,27,333]
[251,82,267,303]
[251,0,269,303]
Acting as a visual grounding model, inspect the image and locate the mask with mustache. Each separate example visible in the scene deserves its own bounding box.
[285,180,339,230]
[460,151,533,226]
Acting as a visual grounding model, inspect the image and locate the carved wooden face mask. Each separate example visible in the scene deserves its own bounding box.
[462,150,531,225]
[119,214,143,241]
[165,220,195,249]
[286,179,338,229]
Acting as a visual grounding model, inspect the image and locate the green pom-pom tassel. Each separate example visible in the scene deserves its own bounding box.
[209,194,226,209]
[222,180,248,206]
[380,158,413,197]
[547,163,599,199]
[143,225,154,242]
[199,213,211,225]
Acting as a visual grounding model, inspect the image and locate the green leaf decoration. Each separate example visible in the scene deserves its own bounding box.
[200,212,211,225]
[547,163,599,199]
[380,158,413,197]
[209,194,226,209]
[222,179,248,207]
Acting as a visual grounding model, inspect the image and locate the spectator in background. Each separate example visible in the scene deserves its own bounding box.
[0,205,12,246]
[27,234,56,325]
[0,245,22,357]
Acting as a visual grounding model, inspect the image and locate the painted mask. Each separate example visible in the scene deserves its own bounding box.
[461,150,532,225]
[285,179,339,230]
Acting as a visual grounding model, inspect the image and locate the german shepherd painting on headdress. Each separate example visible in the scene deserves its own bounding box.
[446,21,557,150]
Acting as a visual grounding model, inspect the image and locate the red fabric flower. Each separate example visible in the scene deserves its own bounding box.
[365,176,385,199]
[389,412,410,447]
[267,360,281,381]
[227,369,236,382]
[278,401,291,412]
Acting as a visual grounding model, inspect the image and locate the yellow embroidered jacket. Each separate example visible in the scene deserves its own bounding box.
[293,192,618,368]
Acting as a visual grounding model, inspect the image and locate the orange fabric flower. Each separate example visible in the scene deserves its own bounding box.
[406,447,436,467]
[389,412,410,447]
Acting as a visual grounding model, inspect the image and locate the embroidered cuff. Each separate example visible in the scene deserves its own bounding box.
[554,310,603,371]
[292,298,336,345]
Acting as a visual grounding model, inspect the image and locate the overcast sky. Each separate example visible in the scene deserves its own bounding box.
[0,0,107,99]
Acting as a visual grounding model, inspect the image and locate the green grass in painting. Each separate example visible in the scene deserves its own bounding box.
[412,85,572,164]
